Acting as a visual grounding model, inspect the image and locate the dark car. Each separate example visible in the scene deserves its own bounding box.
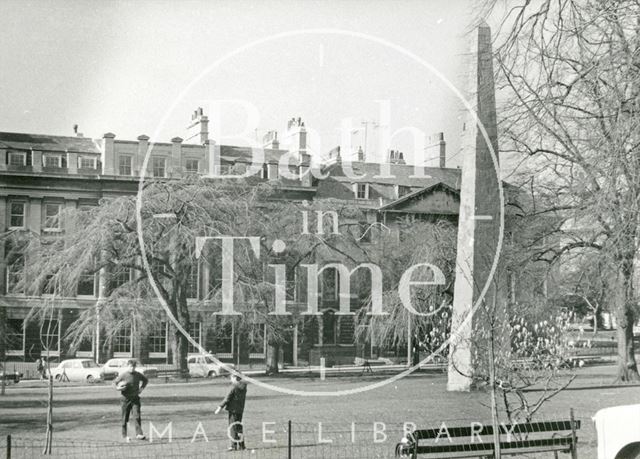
[0,370,23,383]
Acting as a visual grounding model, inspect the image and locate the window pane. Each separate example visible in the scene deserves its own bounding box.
[216,323,233,354]
[6,241,25,294]
[9,152,25,166]
[77,272,95,296]
[6,319,23,351]
[119,156,132,176]
[149,323,167,354]
[356,183,368,199]
[185,159,199,173]
[10,202,25,227]
[44,204,61,229]
[113,324,131,354]
[152,158,166,178]
[111,268,130,290]
[79,157,95,169]
[77,336,93,352]
[187,322,201,353]
[42,320,60,352]
[44,155,61,168]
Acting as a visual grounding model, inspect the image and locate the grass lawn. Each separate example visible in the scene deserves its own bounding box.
[1,365,638,457]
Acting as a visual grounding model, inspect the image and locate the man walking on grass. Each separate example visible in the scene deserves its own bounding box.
[215,373,247,451]
[114,359,148,442]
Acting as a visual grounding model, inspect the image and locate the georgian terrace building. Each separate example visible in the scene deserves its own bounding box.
[0,111,472,368]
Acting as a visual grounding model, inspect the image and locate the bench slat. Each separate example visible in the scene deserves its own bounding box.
[415,436,575,455]
[413,419,581,440]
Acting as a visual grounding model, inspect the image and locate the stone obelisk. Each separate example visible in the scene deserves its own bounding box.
[447,21,502,392]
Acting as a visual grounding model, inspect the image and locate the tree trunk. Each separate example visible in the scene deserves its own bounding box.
[616,303,640,382]
[171,327,189,373]
[43,361,53,455]
[168,289,190,373]
[614,259,640,382]
[266,342,279,375]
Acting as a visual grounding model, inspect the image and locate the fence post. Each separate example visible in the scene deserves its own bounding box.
[570,408,578,459]
[287,420,292,459]
[6,434,11,459]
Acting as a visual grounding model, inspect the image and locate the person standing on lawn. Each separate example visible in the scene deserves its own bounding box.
[215,373,247,451]
[36,357,45,380]
[114,359,148,442]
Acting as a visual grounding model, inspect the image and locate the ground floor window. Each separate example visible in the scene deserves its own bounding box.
[111,267,131,291]
[321,310,338,345]
[41,319,60,356]
[216,323,233,358]
[113,324,132,357]
[76,335,94,357]
[187,322,202,354]
[248,324,266,359]
[6,318,24,356]
[149,323,167,357]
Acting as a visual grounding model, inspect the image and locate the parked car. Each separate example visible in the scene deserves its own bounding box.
[50,359,103,383]
[187,354,234,378]
[0,369,23,383]
[102,358,158,379]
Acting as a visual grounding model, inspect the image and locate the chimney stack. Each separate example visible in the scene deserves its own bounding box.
[425,132,446,168]
[262,131,280,150]
[282,116,307,163]
[186,107,209,144]
[102,132,116,175]
[388,150,406,165]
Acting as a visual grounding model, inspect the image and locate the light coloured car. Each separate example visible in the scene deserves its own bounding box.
[102,358,158,379]
[50,359,102,383]
[187,354,234,378]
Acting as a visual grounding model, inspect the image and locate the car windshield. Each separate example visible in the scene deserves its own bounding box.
[204,357,215,364]
[81,361,97,368]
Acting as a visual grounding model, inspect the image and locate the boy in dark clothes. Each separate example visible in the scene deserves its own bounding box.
[114,359,148,442]
[215,373,247,451]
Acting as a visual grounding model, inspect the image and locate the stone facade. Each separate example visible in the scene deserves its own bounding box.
[0,116,467,367]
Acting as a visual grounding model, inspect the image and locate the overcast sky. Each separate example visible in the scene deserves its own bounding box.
[0,1,484,167]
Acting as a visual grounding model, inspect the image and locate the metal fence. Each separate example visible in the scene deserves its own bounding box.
[1,417,595,459]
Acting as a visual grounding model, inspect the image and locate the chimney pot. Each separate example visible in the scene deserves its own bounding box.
[137,134,150,141]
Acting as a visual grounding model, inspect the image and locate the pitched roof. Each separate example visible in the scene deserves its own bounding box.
[219,145,298,164]
[320,160,462,189]
[0,132,101,154]
[378,181,459,211]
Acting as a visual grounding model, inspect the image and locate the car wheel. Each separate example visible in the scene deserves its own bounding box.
[87,375,96,383]
[54,374,61,382]
[207,370,218,378]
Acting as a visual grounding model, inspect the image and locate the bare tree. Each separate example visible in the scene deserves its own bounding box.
[483,0,640,381]
[354,218,457,359]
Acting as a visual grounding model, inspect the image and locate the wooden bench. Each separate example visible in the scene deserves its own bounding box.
[156,368,190,383]
[395,410,580,459]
